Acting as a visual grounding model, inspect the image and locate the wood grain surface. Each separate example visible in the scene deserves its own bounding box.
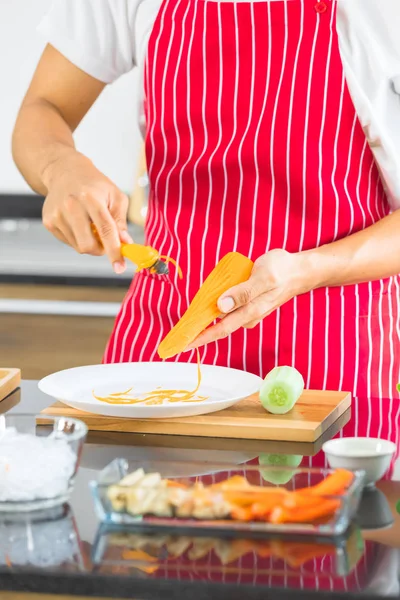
[0,368,21,402]
[42,389,351,442]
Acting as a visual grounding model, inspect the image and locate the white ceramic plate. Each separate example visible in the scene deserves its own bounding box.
[38,362,262,419]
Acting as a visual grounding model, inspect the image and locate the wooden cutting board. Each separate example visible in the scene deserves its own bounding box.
[0,368,21,402]
[42,390,351,442]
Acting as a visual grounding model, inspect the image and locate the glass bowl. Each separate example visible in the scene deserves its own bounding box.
[0,414,87,512]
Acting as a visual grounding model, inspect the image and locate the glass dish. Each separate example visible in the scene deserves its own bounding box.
[91,523,365,581]
[0,414,87,512]
[89,459,364,537]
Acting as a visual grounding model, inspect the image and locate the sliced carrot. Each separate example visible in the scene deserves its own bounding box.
[211,475,250,490]
[299,469,353,497]
[250,502,273,520]
[165,480,187,489]
[223,490,286,507]
[230,505,253,521]
[270,499,340,524]
[283,492,325,510]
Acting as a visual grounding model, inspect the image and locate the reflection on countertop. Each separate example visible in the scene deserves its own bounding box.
[0,381,399,599]
[0,219,144,286]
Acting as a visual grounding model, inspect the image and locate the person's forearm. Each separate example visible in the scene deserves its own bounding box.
[304,210,400,288]
[12,98,80,195]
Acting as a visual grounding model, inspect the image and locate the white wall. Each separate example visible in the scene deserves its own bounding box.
[0,0,141,195]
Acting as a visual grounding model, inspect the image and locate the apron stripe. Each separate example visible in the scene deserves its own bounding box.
[173,0,200,320]
[266,0,289,252]
[343,115,358,235]
[113,289,133,362]
[332,72,345,242]
[127,276,150,361]
[184,0,209,311]
[316,0,335,247]
[252,1,273,378]
[201,1,224,366]
[145,0,171,244]
[268,1,290,374]
[286,3,304,375]
[236,2,252,372]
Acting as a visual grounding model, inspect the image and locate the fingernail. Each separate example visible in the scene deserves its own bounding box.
[219,296,235,313]
[113,260,126,274]
[120,230,133,244]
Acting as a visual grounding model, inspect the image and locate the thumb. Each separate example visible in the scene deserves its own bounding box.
[218,273,265,313]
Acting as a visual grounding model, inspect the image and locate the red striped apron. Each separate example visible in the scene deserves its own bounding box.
[104,1,400,436]
[102,5,399,590]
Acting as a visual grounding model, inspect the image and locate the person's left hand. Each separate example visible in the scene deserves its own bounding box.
[187,249,313,350]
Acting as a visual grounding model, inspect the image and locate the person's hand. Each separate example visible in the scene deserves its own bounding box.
[42,151,132,273]
[187,249,312,349]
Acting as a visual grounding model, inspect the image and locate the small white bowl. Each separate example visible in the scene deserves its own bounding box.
[322,437,396,488]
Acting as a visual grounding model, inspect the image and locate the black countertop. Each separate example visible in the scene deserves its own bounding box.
[0,382,399,599]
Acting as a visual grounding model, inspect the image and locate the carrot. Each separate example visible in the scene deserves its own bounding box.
[270,499,341,524]
[251,502,274,520]
[230,505,254,521]
[299,469,353,497]
[224,490,286,507]
[211,475,250,490]
[158,252,254,359]
[283,492,325,509]
[165,480,188,489]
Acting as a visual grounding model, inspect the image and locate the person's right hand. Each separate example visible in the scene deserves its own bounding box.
[42,151,132,273]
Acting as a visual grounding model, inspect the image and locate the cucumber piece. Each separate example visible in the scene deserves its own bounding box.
[259,366,304,414]
[258,453,303,485]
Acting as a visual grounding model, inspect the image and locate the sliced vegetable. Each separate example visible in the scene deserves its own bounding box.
[230,505,253,521]
[301,468,354,497]
[283,492,325,510]
[258,453,303,485]
[158,252,254,359]
[223,490,286,508]
[270,499,341,524]
[107,467,353,526]
[259,366,304,415]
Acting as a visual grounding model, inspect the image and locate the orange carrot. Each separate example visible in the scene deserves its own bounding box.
[270,499,340,524]
[223,490,286,507]
[283,492,325,510]
[251,502,274,520]
[230,505,253,521]
[300,469,353,497]
[166,480,187,489]
[211,475,250,490]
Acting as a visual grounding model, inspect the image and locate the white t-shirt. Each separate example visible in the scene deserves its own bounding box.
[38,0,400,208]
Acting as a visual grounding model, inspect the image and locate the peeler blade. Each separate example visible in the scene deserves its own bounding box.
[150,259,169,275]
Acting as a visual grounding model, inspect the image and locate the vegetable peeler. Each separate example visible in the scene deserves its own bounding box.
[121,243,170,275]
[90,224,169,275]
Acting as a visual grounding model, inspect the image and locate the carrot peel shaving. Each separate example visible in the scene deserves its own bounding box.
[93,349,207,406]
